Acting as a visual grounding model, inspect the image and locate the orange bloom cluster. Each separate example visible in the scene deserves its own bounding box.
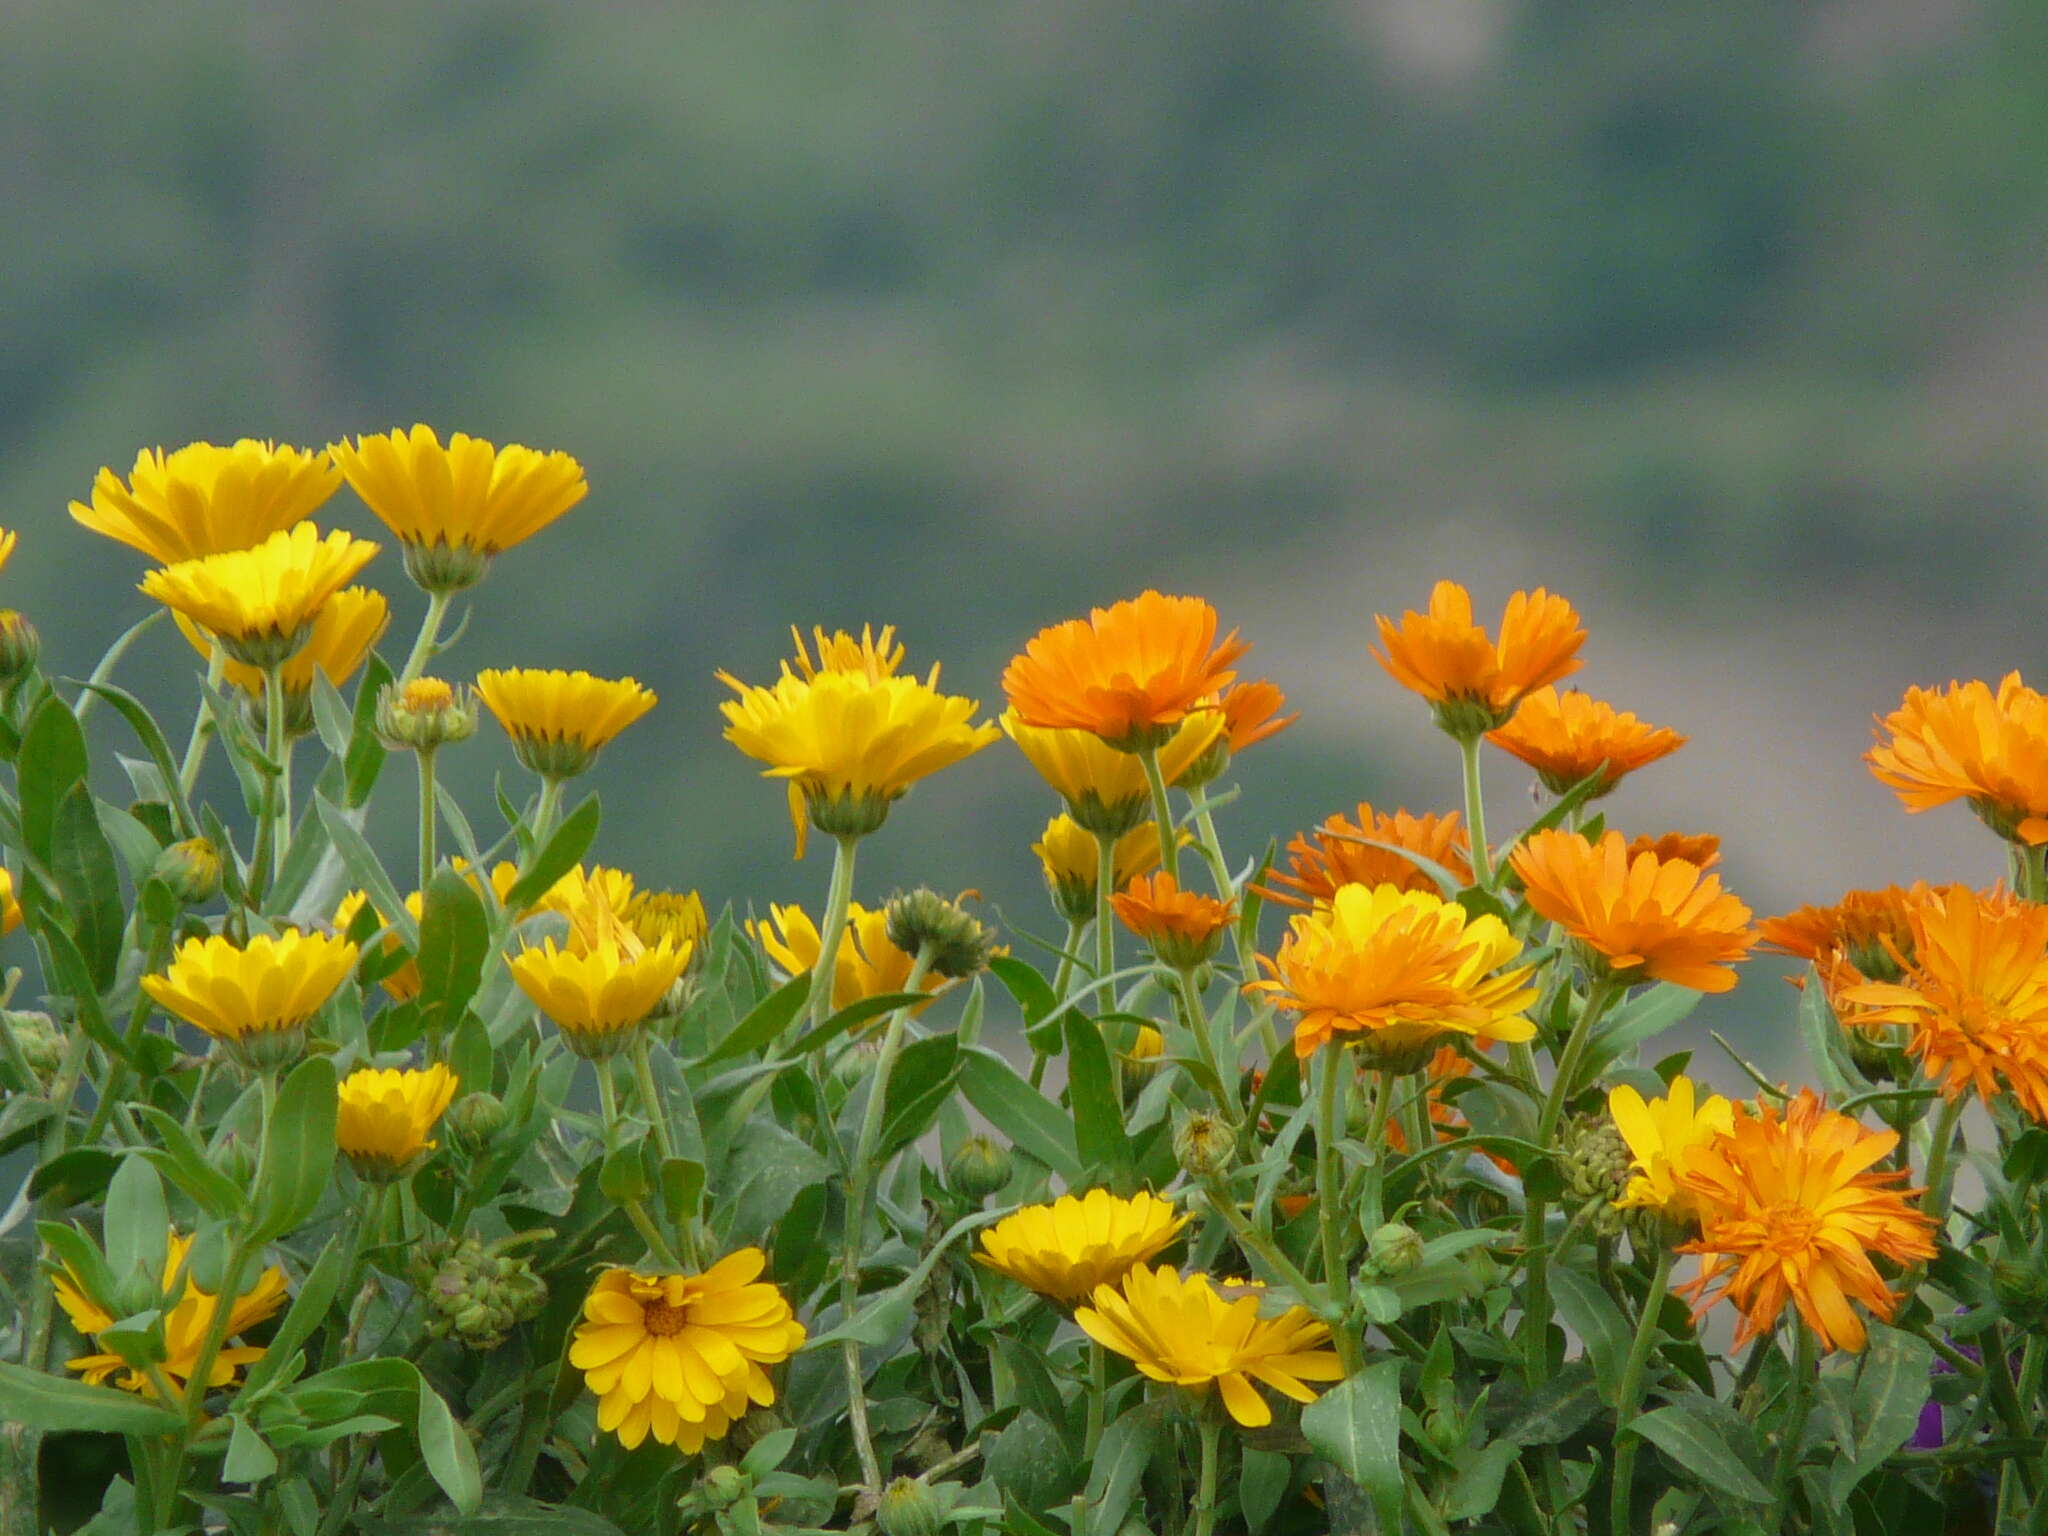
[1004,591,1247,750]
[1486,686,1685,797]
[1867,673,2048,845]
[1257,802,1472,909]
[1373,581,1584,733]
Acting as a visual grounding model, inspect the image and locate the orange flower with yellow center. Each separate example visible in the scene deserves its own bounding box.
[1867,673,2048,845]
[1834,885,2048,1124]
[1247,883,1537,1063]
[1508,829,1756,994]
[1003,591,1247,751]
[1675,1090,1936,1353]
[1372,580,1585,735]
[1111,872,1236,970]
[1485,687,1685,797]
[1257,802,1471,909]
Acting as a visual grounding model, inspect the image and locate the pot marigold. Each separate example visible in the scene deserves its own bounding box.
[1759,885,1926,985]
[1622,832,1722,871]
[1372,580,1585,735]
[1257,802,1471,909]
[476,668,656,779]
[1486,686,1685,797]
[787,623,906,681]
[974,1190,1188,1304]
[176,586,389,708]
[569,1250,806,1452]
[336,1063,460,1181]
[1509,829,1756,994]
[71,440,341,565]
[140,524,381,669]
[1676,1090,1937,1353]
[1607,1075,1735,1226]
[1867,674,2048,845]
[1076,1265,1343,1428]
[1034,814,1171,924]
[749,901,947,1015]
[1247,883,1537,1063]
[1002,591,1247,751]
[509,889,689,1058]
[143,930,359,1070]
[1112,872,1235,969]
[1003,707,1224,837]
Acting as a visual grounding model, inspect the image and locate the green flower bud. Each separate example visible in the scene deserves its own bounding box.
[444,1091,508,1153]
[875,1477,944,1536]
[375,677,479,753]
[418,1236,549,1351]
[1367,1221,1425,1278]
[209,1132,258,1191]
[5,1011,64,1079]
[1993,1259,2048,1322]
[698,1463,749,1512]
[885,888,998,980]
[1174,1112,1234,1178]
[1561,1112,1632,1238]
[946,1136,1013,1202]
[0,610,41,684]
[152,837,222,906]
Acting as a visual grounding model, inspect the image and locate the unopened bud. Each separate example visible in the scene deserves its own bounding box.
[1367,1221,1424,1278]
[1174,1112,1234,1178]
[5,1011,64,1079]
[698,1463,748,1512]
[209,1132,258,1190]
[1993,1259,2048,1322]
[0,611,40,683]
[375,677,479,752]
[444,1091,508,1153]
[885,889,997,980]
[875,1477,944,1536]
[946,1136,1013,1202]
[152,837,222,906]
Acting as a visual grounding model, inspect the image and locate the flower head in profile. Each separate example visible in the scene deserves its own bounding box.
[509,898,688,1059]
[176,587,389,724]
[1257,802,1471,909]
[1076,1265,1342,1428]
[569,1249,806,1452]
[1623,832,1722,870]
[476,668,656,779]
[71,440,341,564]
[623,889,710,969]
[1003,592,1248,752]
[1835,885,2048,1124]
[329,426,587,592]
[337,1064,460,1181]
[1509,829,1756,994]
[1179,679,1299,789]
[1004,708,1225,837]
[787,624,905,681]
[1760,885,1925,985]
[55,1230,289,1398]
[1867,674,2048,846]
[1486,687,1685,797]
[142,930,360,1071]
[975,1190,1188,1304]
[1372,580,1585,737]
[1247,883,1537,1066]
[140,524,381,669]
[1606,1076,1735,1226]
[1033,814,1172,924]
[1677,1090,1937,1353]
[749,901,947,1015]
[1112,872,1235,970]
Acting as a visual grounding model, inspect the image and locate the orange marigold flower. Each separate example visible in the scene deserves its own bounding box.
[1486,687,1684,797]
[1112,872,1236,969]
[1759,885,1927,984]
[1867,674,2048,845]
[1372,580,1585,736]
[1003,591,1248,751]
[1676,1089,1937,1353]
[1218,679,1296,754]
[1622,832,1721,871]
[1508,829,1756,994]
[1835,885,2048,1124]
[1256,802,1472,910]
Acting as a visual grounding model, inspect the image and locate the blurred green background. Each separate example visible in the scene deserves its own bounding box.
[9,0,2047,1070]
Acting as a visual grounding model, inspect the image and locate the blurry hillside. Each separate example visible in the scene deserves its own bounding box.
[6,0,2048,1067]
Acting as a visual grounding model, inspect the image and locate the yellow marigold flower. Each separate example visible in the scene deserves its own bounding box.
[1759,885,1926,984]
[0,867,21,937]
[176,586,390,708]
[142,930,359,1070]
[1867,674,2048,845]
[1509,829,1756,994]
[140,524,381,669]
[788,624,905,681]
[508,932,686,1058]
[569,1250,806,1452]
[1676,1089,1937,1353]
[70,440,341,565]
[530,863,640,925]
[749,901,945,1015]
[1076,1265,1343,1428]
[974,1189,1188,1304]
[1111,872,1235,970]
[336,1063,460,1181]
[624,888,710,966]
[718,665,999,855]
[56,1230,288,1398]
[476,668,656,779]
[1002,591,1248,752]
[1372,580,1585,737]
[1835,885,2048,1124]
[1607,1076,1735,1226]
[0,529,16,574]
[1247,883,1537,1064]
[1257,801,1472,910]
[1033,814,1171,924]
[1623,832,1722,871]
[329,426,587,592]
[1486,686,1685,797]
[1003,708,1225,838]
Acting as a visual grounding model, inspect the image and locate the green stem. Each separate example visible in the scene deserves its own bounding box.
[1191,791,1280,1059]
[1094,827,1117,986]
[1201,1180,1328,1315]
[1071,1341,1110,1536]
[1921,1091,1966,1228]
[398,589,453,686]
[80,919,172,1147]
[1138,743,1180,882]
[529,775,564,848]
[416,748,439,893]
[2024,842,2048,904]
[1766,1323,1818,1529]
[178,644,228,795]
[1035,916,1089,1089]
[1607,1245,1675,1536]
[1191,1413,1222,1536]
[805,835,860,1035]
[629,1033,680,1165]
[1174,967,1239,1126]
[322,1183,389,1371]
[1458,733,1493,889]
[1315,1047,1363,1371]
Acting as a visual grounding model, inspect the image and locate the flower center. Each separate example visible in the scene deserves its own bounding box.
[641,1300,689,1336]
[1761,1201,1823,1257]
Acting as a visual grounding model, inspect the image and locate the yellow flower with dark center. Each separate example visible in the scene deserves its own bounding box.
[1676,1089,1937,1353]
[1835,885,2048,1124]
[508,928,687,1058]
[974,1190,1187,1304]
[476,668,656,779]
[1606,1076,1735,1225]
[55,1230,289,1398]
[569,1250,807,1452]
[1247,883,1537,1064]
[1509,829,1756,994]
[329,426,587,592]
[175,586,390,708]
[70,440,341,564]
[719,663,998,855]
[1076,1265,1342,1427]
[1486,686,1686,797]
[1373,580,1586,737]
[1867,674,2048,846]
[336,1063,460,1181]
[1111,872,1235,970]
[140,524,381,669]
[749,901,945,1015]
[1032,814,1170,924]
[143,930,359,1070]
[1003,708,1226,837]
[1256,801,1472,910]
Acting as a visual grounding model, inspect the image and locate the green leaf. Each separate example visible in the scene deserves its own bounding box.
[342,654,393,809]
[0,1360,184,1434]
[782,989,926,1057]
[76,681,197,840]
[413,867,491,1035]
[1081,1402,1162,1535]
[240,1239,348,1399]
[1444,1441,1519,1522]
[876,1033,962,1161]
[224,1414,280,1484]
[987,955,1057,1025]
[1632,1398,1771,1504]
[415,1374,484,1515]
[1548,1264,1633,1404]
[447,1012,494,1099]
[31,921,119,1053]
[29,1147,120,1207]
[957,1046,1081,1183]
[254,1057,338,1242]
[1062,1012,1133,1183]
[51,785,126,989]
[136,1108,245,1217]
[502,794,601,911]
[315,796,415,946]
[17,693,89,866]
[1302,1362,1405,1532]
[104,1155,170,1289]
[1827,1325,1934,1504]
[1582,984,1701,1079]
[984,1412,1082,1514]
[699,972,810,1067]
[1240,1447,1291,1532]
